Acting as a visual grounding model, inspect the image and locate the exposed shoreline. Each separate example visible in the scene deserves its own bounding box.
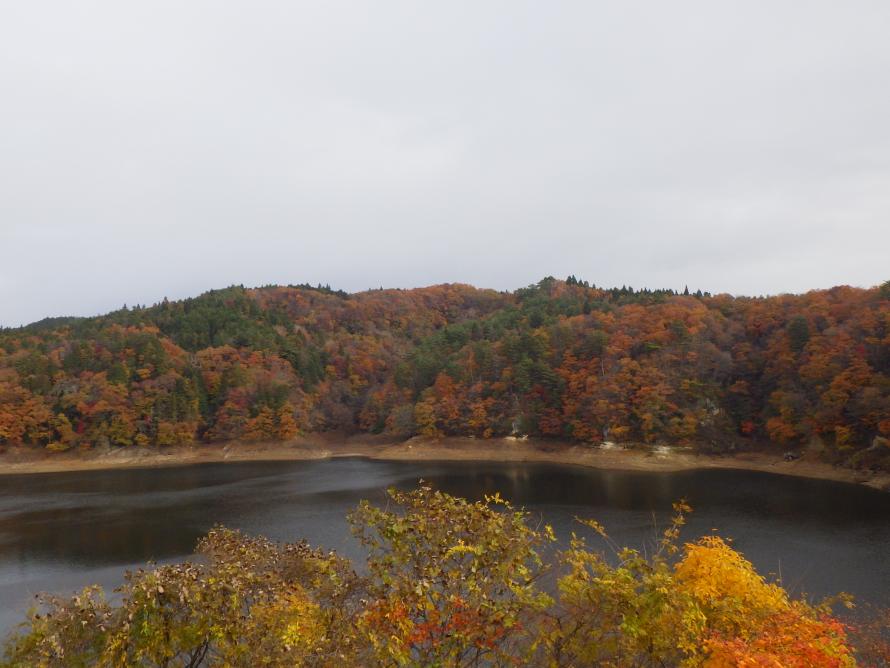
[1,435,888,491]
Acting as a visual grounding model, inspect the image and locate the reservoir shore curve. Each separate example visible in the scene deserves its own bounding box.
[2,435,888,491]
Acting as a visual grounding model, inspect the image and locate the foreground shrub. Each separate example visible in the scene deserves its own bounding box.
[2,530,363,667]
[351,486,554,665]
[2,486,862,667]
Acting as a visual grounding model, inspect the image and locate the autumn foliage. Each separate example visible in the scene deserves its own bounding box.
[1,487,864,667]
[1,278,888,469]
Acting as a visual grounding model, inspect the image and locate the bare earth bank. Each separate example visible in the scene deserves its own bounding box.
[1,435,888,491]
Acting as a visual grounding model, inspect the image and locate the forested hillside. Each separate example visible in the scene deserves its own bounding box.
[1,278,888,469]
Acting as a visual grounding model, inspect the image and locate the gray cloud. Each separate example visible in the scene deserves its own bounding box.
[1,1,888,325]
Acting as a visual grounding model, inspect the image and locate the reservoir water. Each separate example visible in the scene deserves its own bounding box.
[1,458,889,635]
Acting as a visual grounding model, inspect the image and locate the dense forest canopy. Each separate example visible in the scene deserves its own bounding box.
[1,278,888,469]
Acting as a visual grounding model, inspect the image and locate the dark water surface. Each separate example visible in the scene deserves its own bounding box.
[1,458,889,634]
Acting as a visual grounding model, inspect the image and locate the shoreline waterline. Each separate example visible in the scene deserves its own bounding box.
[1,435,888,491]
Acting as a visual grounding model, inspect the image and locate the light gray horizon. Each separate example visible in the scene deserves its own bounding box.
[2,1,889,326]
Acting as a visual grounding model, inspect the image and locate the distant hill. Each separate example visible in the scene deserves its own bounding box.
[1,278,888,469]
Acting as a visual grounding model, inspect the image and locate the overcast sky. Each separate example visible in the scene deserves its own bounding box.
[1,2,889,326]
